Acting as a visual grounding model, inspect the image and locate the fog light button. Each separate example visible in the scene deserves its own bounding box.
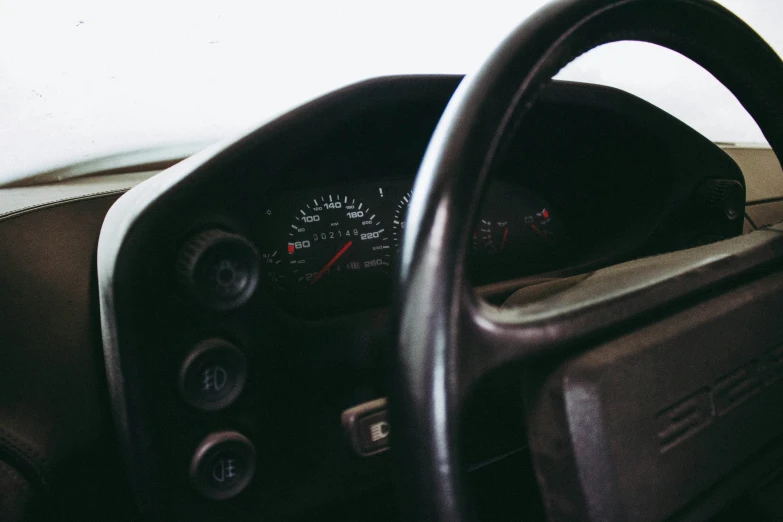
[179,339,247,411]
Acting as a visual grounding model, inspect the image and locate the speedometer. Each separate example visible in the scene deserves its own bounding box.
[287,194,391,288]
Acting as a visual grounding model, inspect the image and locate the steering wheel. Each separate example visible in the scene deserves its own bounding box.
[392,0,783,521]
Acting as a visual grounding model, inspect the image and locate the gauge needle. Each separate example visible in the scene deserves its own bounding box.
[530,224,548,242]
[309,241,353,285]
[500,227,509,252]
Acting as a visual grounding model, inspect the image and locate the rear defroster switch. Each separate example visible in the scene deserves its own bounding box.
[190,431,256,500]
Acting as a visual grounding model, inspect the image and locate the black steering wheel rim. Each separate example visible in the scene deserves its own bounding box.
[392,1,783,521]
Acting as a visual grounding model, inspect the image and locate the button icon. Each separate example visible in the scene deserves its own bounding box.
[369,421,390,442]
[179,339,247,411]
[202,365,228,393]
[211,458,237,483]
[190,431,256,500]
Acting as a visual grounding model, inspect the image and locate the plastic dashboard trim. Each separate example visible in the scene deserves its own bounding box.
[96,75,465,517]
[98,145,227,516]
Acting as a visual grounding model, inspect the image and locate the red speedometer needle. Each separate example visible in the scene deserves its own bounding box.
[309,241,353,285]
[500,227,509,252]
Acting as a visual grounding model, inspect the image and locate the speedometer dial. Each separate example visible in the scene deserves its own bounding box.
[287,194,391,288]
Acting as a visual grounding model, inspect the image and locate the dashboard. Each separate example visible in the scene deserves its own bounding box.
[97,75,747,522]
[203,77,747,319]
[258,180,564,316]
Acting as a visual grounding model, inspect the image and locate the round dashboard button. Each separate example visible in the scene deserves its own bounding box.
[179,339,247,411]
[177,229,260,311]
[190,431,256,500]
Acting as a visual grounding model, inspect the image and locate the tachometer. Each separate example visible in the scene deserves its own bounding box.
[287,194,391,287]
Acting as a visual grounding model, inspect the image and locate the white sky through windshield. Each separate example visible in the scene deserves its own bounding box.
[0,0,780,181]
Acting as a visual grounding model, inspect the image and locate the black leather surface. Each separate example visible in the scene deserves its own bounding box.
[392,1,783,521]
[0,195,121,517]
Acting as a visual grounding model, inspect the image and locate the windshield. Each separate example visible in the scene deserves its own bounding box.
[0,0,779,183]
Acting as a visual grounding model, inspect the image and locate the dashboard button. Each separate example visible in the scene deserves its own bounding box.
[190,431,256,500]
[177,229,260,311]
[179,339,247,411]
[358,410,390,453]
[694,179,745,222]
[342,398,390,456]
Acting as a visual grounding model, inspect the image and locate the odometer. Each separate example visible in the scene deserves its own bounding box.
[287,194,391,289]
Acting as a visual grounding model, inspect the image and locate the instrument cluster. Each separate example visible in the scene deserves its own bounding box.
[257,179,566,317]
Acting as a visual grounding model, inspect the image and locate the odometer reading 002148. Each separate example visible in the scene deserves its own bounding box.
[287,194,391,289]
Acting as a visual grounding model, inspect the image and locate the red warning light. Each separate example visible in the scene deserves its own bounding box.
[542,208,550,219]
[287,243,295,254]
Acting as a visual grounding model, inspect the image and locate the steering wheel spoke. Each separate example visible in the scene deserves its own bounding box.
[460,229,783,391]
